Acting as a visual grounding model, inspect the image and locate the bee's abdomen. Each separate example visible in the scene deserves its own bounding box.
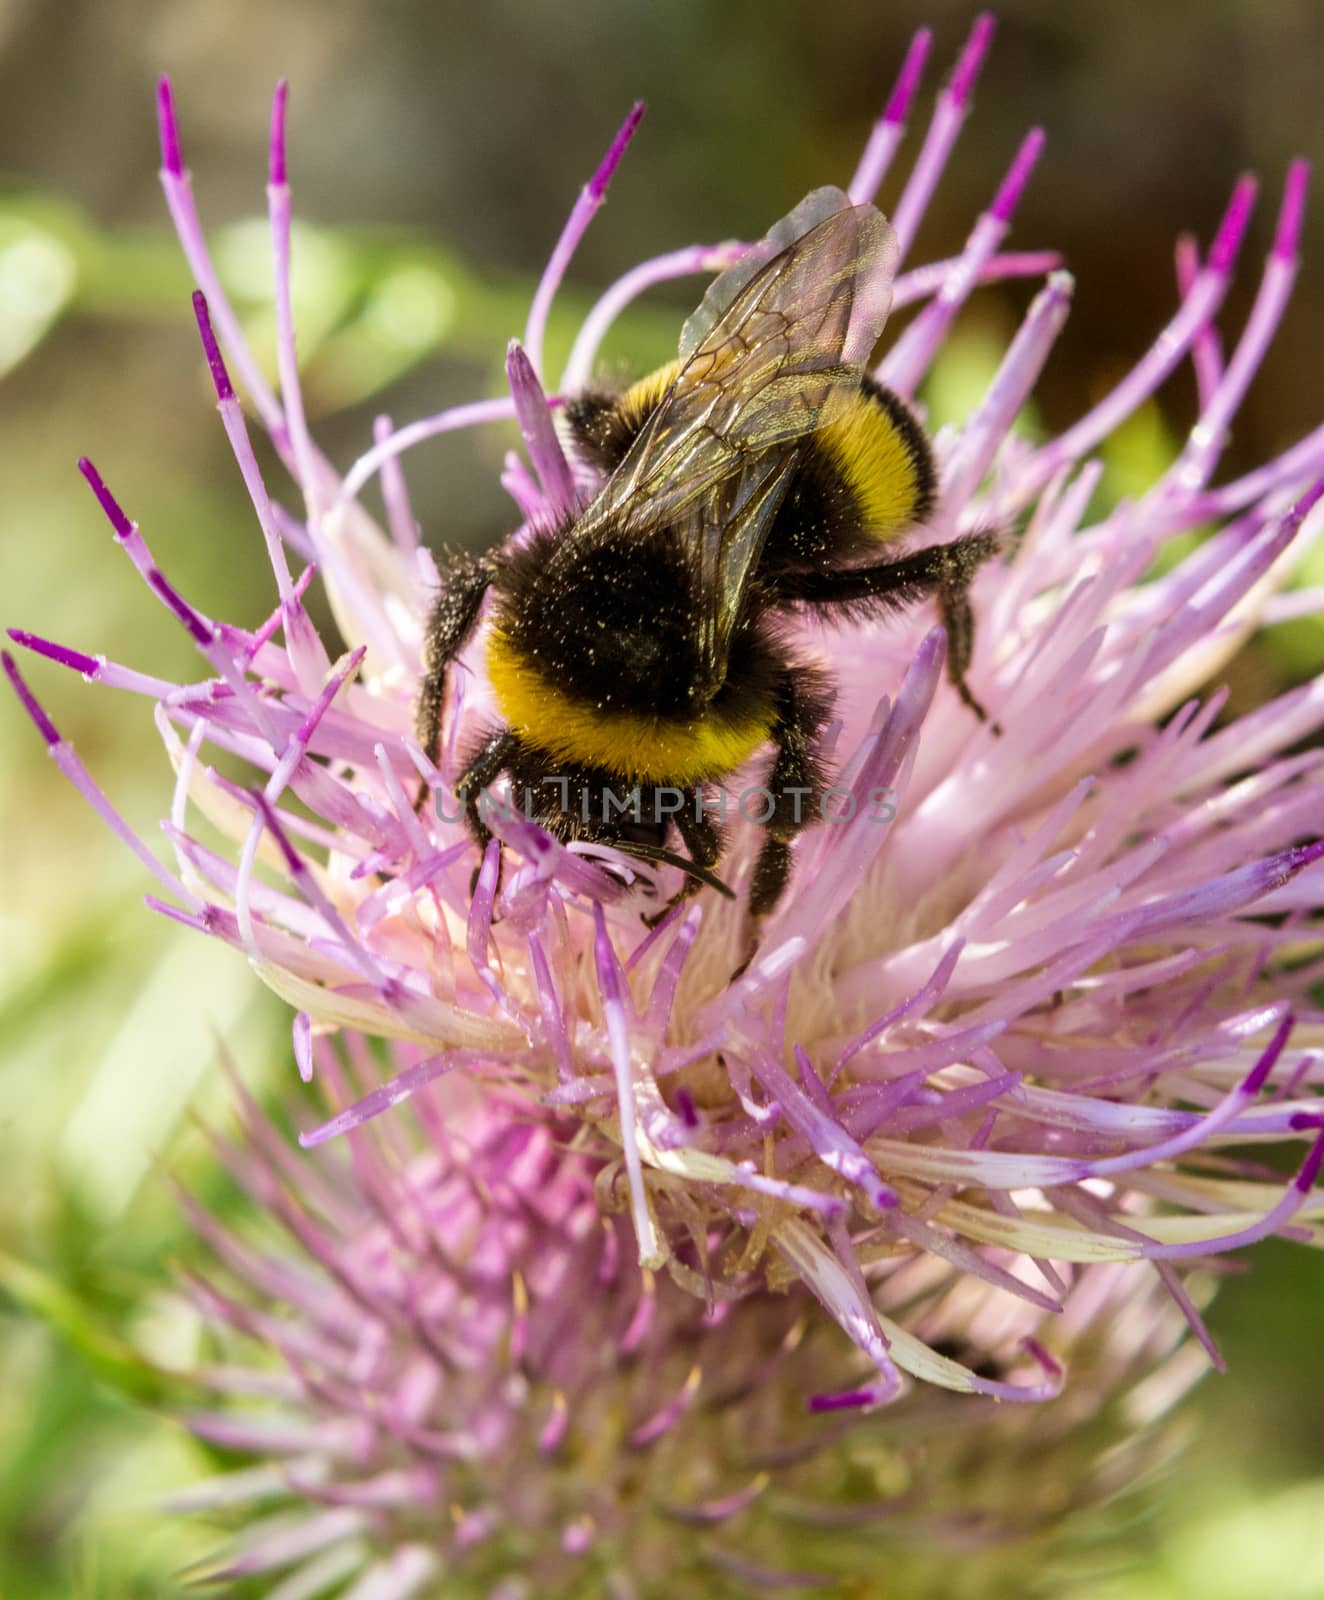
[486,629,774,786]
[487,527,779,786]
[770,376,936,565]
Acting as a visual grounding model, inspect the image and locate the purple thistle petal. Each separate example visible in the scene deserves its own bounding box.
[1134,1120,1324,1260]
[1168,167,1309,493]
[834,939,964,1074]
[948,12,996,108]
[297,1049,466,1152]
[465,838,504,1006]
[594,902,660,1266]
[3,628,179,697]
[506,338,577,518]
[251,789,390,988]
[192,289,234,402]
[1274,156,1311,261]
[941,269,1072,510]
[881,128,1045,398]
[268,80,319,513]
[269,77,289,187]
[500,449,545,520]
[1081,1013,1293,1177]
[4,647,60,744]
[1175,234,1224,409]
[890,13,995,259]
[1017,173,1258,502]
[881,1067,1023,1133]
[158,112,287,436]
[372,415,420,553]
[562,240,745,392]
[765,627,944,955]
[893,248,1064,308]
[78,457,217,647]
[1051,1187,1228,1371]
[588,100,647,200]
[1208,173,1259,272]
[5,651,200,906]
[883,25,933,124]
[333,398,518,516]
[524,100,645,377]
[774,1220,900,1401]
[155,75,183,178]
[644,907,701,1034]
[753,1048,898,1211]
[76,454,133,539]
[629,1363,701,1446]
[809,1386,888,1415]
[4,624,95,675]
[268,648,367,801]
[729,1163,845,1219]
[885,1210,1062,1315]
[293,1011,314,1083]
[989,124,1045,222]
[794,1044,835,1117]
[528,930,575,1082]
[847,27,933,205]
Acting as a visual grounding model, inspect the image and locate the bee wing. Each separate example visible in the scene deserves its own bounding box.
[588,194,898,534]
[578,190,899,686]
[681,447,801,695]
[677,185,890,364]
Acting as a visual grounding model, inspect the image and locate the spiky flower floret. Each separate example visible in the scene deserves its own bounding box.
[171,1052,1204,1598]
[7,16,1324,1582]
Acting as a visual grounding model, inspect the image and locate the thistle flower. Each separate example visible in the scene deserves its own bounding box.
[162,1041,1204,1597]
[7,14,1324,1592]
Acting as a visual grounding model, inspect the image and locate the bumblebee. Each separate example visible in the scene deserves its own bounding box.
[417,186,996,932]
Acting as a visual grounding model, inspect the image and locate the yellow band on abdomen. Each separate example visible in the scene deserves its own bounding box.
[819,391,928,538]
[487,630,773,785]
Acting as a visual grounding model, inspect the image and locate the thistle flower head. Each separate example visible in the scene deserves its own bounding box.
[167,1047,1205,1596]
[8,15,1324,1592]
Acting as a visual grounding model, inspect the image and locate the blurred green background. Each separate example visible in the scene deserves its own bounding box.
[2,1,1324,1595]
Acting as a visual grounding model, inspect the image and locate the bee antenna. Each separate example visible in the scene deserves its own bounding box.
[608,840,736,899]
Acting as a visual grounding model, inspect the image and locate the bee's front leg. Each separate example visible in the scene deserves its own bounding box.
[414,550,497,811]
[453,728,519,896]
[640,804,723,928]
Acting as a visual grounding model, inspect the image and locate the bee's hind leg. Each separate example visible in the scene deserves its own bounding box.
[936,550,1002,736]
[775,531,1001,733]
[736,670,833,975]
